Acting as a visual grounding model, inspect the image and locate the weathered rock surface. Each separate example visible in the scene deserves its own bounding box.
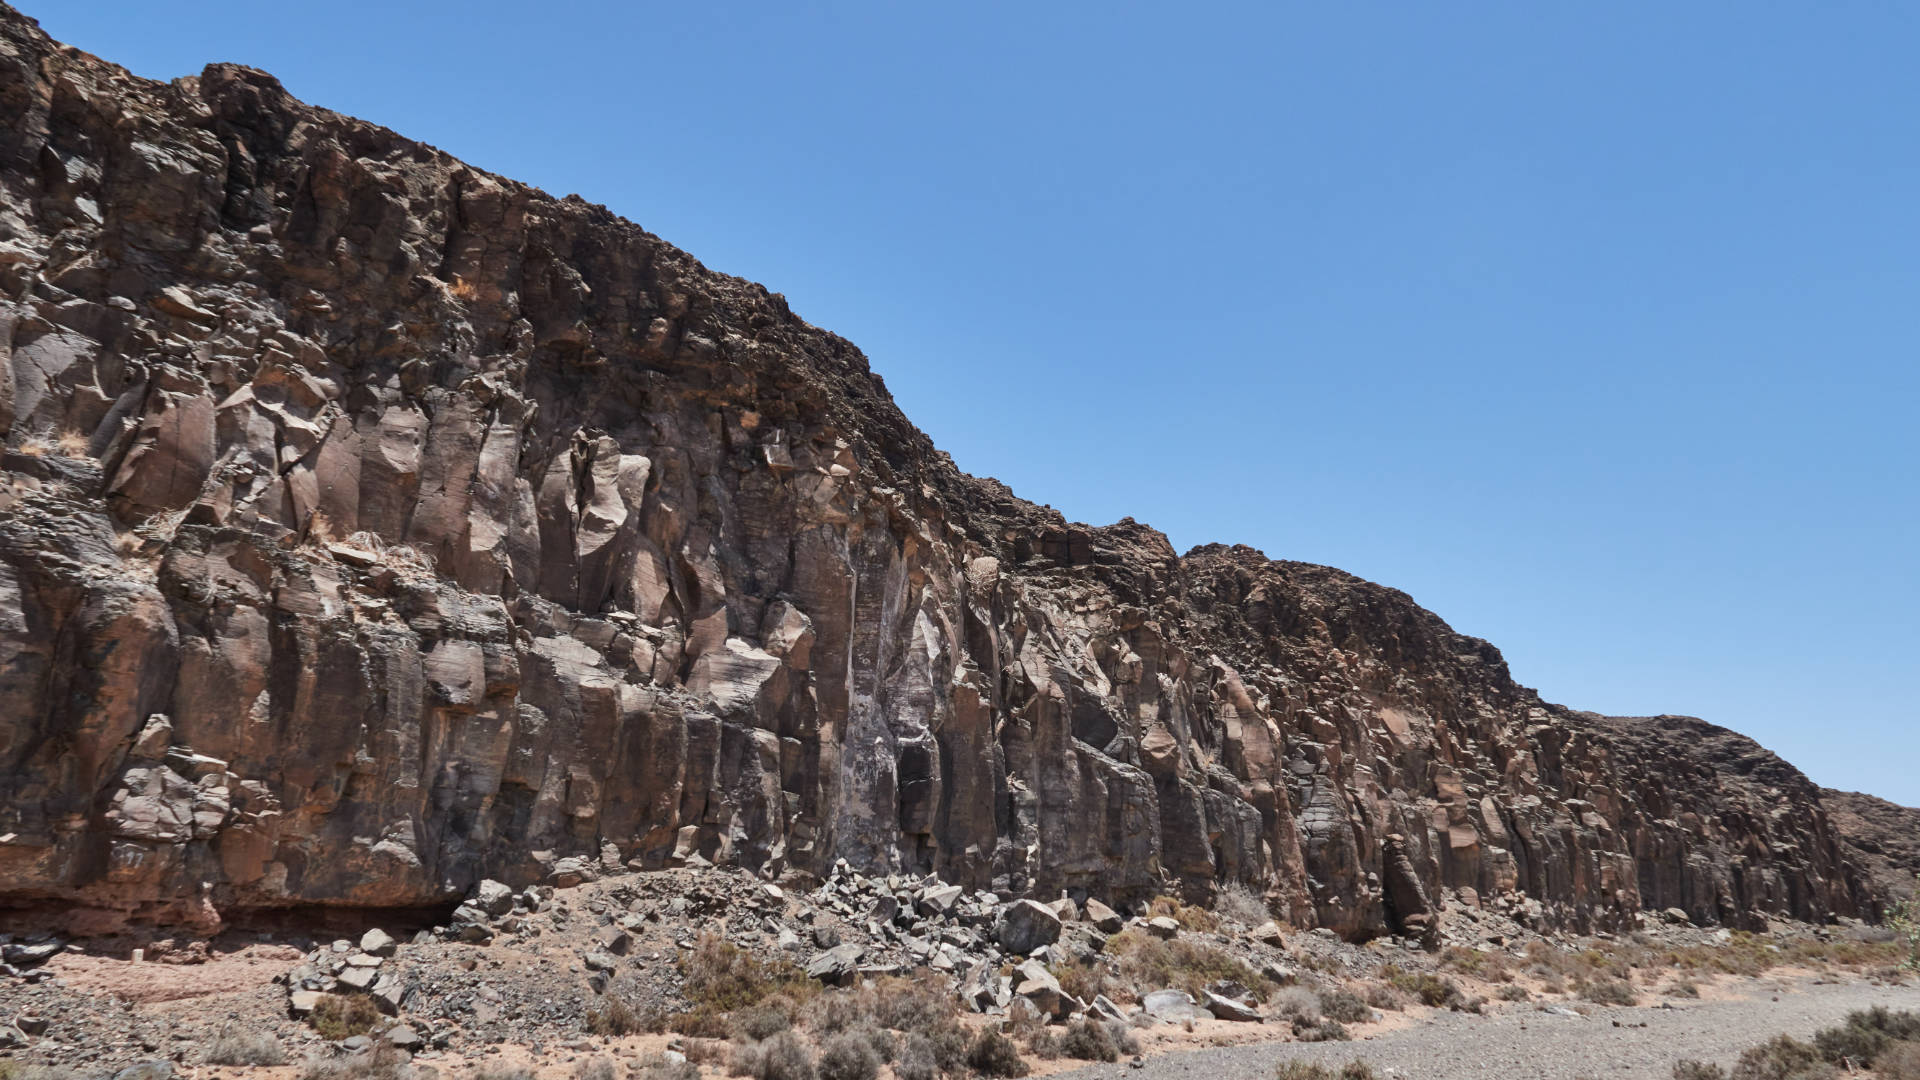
[0,2,1900,939]
[1820,789,1920,903]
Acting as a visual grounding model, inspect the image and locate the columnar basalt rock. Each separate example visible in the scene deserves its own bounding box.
[0,3,1890,936]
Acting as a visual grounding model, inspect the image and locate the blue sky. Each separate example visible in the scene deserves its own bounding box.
[39,3,1919,804]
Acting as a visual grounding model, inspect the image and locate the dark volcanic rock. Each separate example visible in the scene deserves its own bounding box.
[1821,788,1920,903]
[0,2,1890,938]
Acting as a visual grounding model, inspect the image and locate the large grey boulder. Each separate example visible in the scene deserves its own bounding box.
[1011,959,1064,1019]
[1084,898,1125,934]
[1201,989,1261,1022]
[995,899,1062,955]
[471,880,515,917]
[805,943,866,985]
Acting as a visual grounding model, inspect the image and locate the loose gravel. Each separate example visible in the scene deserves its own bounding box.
[1058,976,1920,1080]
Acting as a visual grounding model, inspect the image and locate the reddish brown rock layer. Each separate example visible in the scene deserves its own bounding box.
[0,3,1892,935]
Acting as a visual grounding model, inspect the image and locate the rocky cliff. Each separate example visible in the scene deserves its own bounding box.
[0,4,1888,937]
[1821,789,1920,904]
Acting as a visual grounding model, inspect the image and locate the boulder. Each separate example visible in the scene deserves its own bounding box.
[918,884,965,917]
[1141,989,1208,1022]
[1146,916,1181,940]
[1011,959,1064,1019]
[995,899,1063,955]
[1250,921,1287,948]
[1084,898,1125,934]
[359,928,398,957]
[805,944,866,985]
[592,926,631,955]
[471,880,515,917]
[1201,989,1261,1022]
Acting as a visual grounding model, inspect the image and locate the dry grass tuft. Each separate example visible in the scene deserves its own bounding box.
[204,1024,288,1065]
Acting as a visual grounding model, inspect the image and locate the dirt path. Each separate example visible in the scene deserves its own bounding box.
[1058,977,1920,1080]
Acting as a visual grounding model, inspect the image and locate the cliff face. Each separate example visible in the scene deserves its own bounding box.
[1821,789,1920,904]
[0,4,1885,936]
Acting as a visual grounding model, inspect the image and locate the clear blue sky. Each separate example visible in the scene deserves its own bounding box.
[38,3,1919,805]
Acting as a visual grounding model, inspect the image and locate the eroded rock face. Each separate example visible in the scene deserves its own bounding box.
[0,3,1889,934]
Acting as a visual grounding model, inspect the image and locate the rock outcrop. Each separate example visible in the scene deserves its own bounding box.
[1822,789,1920,904]
[0,3,1893,936]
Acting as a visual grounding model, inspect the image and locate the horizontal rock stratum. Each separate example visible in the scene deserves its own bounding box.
[0,3,1893,936]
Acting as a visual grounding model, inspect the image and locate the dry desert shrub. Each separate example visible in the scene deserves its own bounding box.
[1672,1063,1728,1080]
[307,993,385,1040]
[1317,986,1371,1024]
[204,1023,288,1066]
[572,1061,616,1080]
[1106,928,1270,1001]
[1270,986,1320,1022]
[1051,957,1108,1003]
[734,996,795,1040]
[585,988,665,1036]
[1440,945,1513,982]
[816,1032,880,1080]
[1148,895,1220,933]
[1291,1016,1350,1042]
[1878,1042,1920,1080]
[894,1034,940,1080]
[965,1029,1029,1078]
[298,1043,416,1080]
[1581,978,1638,1007]
[1213,882,1271,926]
[1730,1035,1834,1080]
[732,1031,817,1080]
[1384,968,1468,1009]
[1274,1060,1376,1080]
[636,1055,700,1080]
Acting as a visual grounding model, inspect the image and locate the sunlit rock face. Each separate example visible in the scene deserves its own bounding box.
[0,2,1880,935]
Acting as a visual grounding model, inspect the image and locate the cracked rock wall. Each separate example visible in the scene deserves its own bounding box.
[0,4,1882,935]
